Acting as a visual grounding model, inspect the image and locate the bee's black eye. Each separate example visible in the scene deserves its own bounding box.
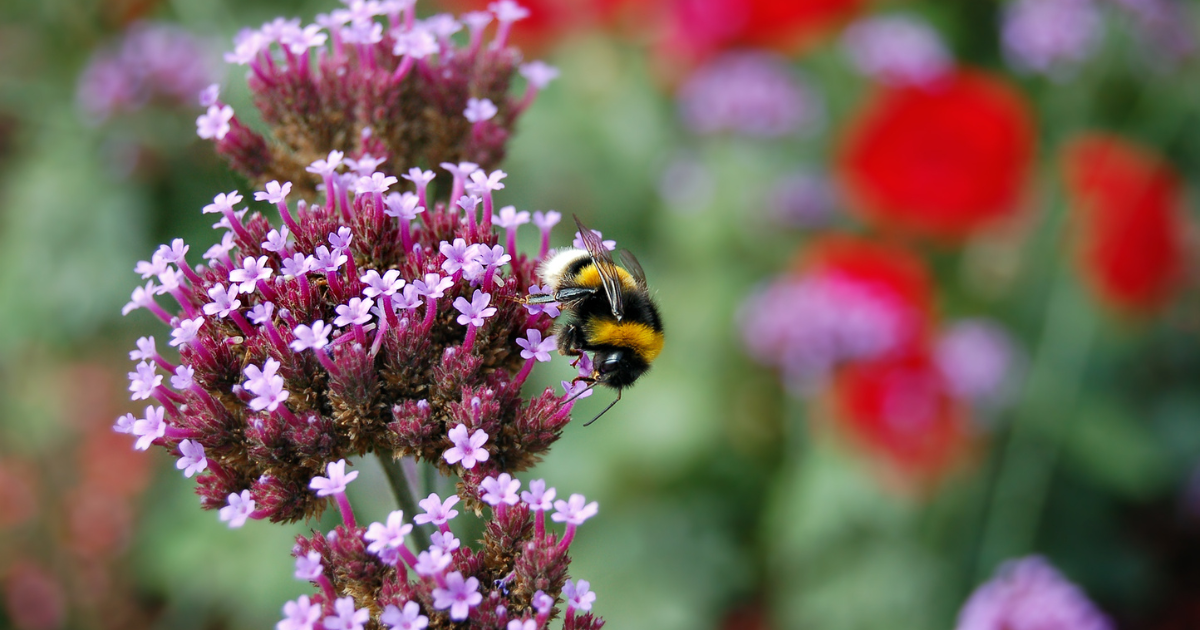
[599,352,623,374]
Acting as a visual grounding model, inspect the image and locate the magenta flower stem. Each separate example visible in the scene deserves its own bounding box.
[230,310,255,337]
[322,175,337,214]
[539,231,551,260]
[147,302,174,324]
[382,295,399,328]
[505,228,517,255]
[482,193,494,229]
[398,546,419,570]
[264,320,288,353]
[326,271,344,298]
[256,279,277,303]
[400,222,412,253]
[494,23,512,51]
[152,353,178,374]
[168,289,199,319]
[423,299,438,330]
[559,524,577,551]
[221,209,253,244]
[450,176,465,208]
[155,385,187,405]
[317,574,337,602]
[316,349,341,377]
[178,256,203,285]
[535,510,545,539]
[392,55,414,83]
[416,185,428,211]
[515,86,539,115]
[274,404,301,427]
[334,491,357,529]
[338,180,352,222]
[276,200,300,233]
[353,323,366,346]
[462,323,479,350]
[467,203,477,233]
[514,358,534,387]
[483,267,497,289]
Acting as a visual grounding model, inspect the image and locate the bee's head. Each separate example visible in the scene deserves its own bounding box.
[590,349,647,390]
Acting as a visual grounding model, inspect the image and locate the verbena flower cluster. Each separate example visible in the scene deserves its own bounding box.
[77,21,217,123]
[115,1,608,626]
[675,51,819,138]
[956,556,1114,630]
[284,462,604,629]
[840,14,952,86]
[198,0,558,186]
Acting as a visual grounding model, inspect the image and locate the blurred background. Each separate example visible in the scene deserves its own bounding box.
[3,0,1200,628]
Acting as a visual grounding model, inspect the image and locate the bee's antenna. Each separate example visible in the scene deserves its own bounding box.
[583,389,621,427]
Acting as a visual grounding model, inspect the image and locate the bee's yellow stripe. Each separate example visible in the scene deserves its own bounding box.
[574,264,637,290]
[587,320,664,362]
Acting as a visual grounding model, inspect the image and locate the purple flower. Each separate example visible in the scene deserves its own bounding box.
[956,556,1113,630]
[561,380,593,401]
[677,51,819,137]
[457,194,482,215]
[312,246,347,272]
[490,0,530,23]
[328,226,353,250]
[413,273,454,299]
[466,169,506,195]
[364,510,413,556]
[244,358,289,412]
[381,601,429,630]
[197,104,233,140]
[521,479,556,511]
[563,579,596,613]
[572,230,615,252]
[431,571,482,621]
[334,297,374,327]
[393,28,439,58]
[532,591,554,615]
[255,180,293,205]
[414,493,461,526]
[440,238,481,275]
[169,316,203,347]
[247,302,275,326]
[132,405,166,450]
[230,256,273,294]
[203,190,243,215]
[344,154,386,177]
[507,620,535,630]
[262,227,291,253]
[519,61,559,89]
[453,290,496,327]
[494,206,530,229]
[361,269,405,298]
[842,14,953,86]
[176,439,207,478]
[310,459,359,496]
[113,413,135,434]
[356,172,398,195]
[516,329,556,362]
[532,210,561,231]
[402,167,436,187]
[414,547,452,576]
[430,531,461,552]
[294,550,323,581]
[291,321,332,352]
[219,489,256,528]
[480,473,521,506]
[171,365,195,390]
[1002,0,1103,77]
[203,283,242,319]
[278,594,322,630]
[202,233,236,263]
[122,281,160,316]
[383,192,424,221]
[393,285,423,310]
[128,361,162,400]
[443,424,489,469]
[306,150,345,177]
[935,319,1019,405]
[441,161,479,181]
[767,171,839,229]
[325,597,370,630]
[552,493,598,526]
[464,97,498,123]
[282,253,314,277]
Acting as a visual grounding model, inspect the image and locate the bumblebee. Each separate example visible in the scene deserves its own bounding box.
[527,216,664,424]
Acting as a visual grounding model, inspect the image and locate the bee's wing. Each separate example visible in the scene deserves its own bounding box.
[619,249,648,290]
[573,215,624,318]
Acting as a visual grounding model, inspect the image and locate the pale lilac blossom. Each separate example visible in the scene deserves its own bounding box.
[414,493,460,526]
[381,602,429,630]
[432,571,482,621]
[176,439,207,477]
[219,489,256,528]
[196,104,233,140]
[443,424,489,469]
[310,459,359,497]
[132,405,166,450]
[480,473,521,506]
[521,479,556,511]
[324,597,370,630]
[294,550,323,581]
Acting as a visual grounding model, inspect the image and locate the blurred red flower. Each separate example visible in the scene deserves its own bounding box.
[839,71,1036,242]
[1062,133,1188,312]
[832,350,971,486]
[658,0,867,66]
[798,234,937,344]
[437,0,625,55]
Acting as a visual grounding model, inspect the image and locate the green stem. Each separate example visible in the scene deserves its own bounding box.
[376,452,433,550]
[975,264,1096,580]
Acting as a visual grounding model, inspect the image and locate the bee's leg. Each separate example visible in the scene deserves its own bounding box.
[553,287,597,302]
[523,293,558,305]
[556,323,587,357]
